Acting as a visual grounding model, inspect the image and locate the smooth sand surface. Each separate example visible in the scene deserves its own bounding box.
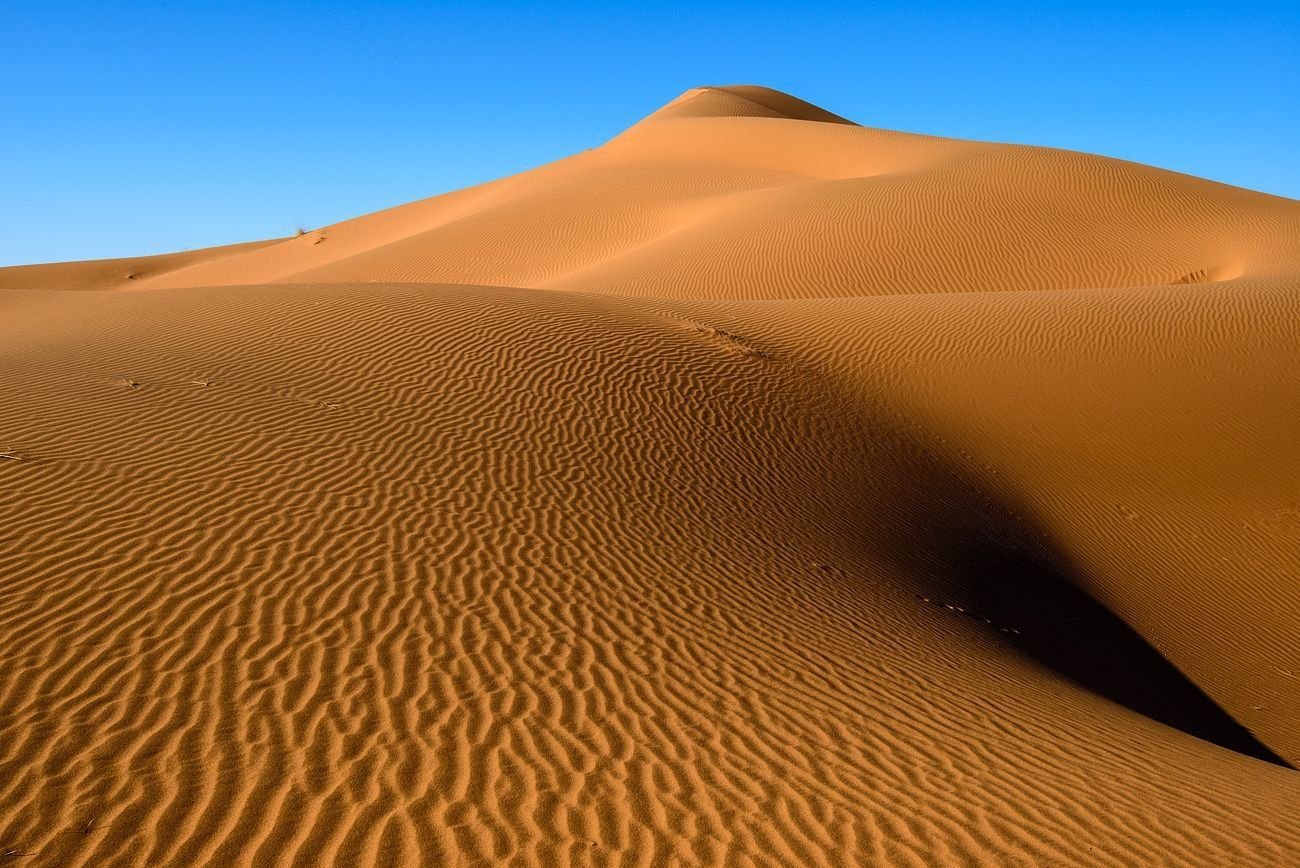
[2,85,1299,865]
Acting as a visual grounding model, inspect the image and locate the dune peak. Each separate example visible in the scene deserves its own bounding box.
[639,84,858,125]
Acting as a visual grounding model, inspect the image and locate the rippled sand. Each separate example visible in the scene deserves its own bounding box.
[2,86,1298,866]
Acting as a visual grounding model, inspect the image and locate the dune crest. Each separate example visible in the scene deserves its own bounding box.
[2,86,1299,866]
[637,85,859,124]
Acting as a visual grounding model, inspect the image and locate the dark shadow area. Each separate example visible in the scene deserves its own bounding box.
[861,431,1291,768]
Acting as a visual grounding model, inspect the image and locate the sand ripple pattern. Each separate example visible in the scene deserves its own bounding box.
[0,283,1298,866]
[3,86,1300,866]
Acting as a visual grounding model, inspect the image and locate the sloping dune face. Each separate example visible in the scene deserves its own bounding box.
[2,86,1299,865]
[88,84,1296,296]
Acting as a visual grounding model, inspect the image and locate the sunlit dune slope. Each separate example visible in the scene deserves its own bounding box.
[31,84,1290,297]
[3,282,1299,866]
[0,238,278,291]
[2,85,1299,866]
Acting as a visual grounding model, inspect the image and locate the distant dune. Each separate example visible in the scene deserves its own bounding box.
[2,85,1298,866]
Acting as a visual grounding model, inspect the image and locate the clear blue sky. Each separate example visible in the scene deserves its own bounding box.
[2,1,1297,266]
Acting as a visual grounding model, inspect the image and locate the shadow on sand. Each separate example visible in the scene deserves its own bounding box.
[859,429,1290,768]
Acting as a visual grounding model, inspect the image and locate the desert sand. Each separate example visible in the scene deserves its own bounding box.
[2,85,1299,865]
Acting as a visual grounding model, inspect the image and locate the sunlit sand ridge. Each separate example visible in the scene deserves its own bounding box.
[2,86,1299,865]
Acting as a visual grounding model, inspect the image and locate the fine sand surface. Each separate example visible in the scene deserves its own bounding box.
[2,86,1299,865]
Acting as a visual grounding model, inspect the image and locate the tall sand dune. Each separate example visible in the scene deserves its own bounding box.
[2,85,1299,865]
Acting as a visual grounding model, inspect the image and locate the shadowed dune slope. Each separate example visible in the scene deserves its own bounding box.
[671,276,1300,764]
[2,86,1300,865]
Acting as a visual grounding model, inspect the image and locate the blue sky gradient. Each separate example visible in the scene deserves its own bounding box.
[2,1,1297,265]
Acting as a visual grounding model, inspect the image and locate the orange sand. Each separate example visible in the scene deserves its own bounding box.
[2,86,1298,865]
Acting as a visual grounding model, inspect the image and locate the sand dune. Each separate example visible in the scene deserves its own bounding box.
[0,239,279,292]
[2,85,1299,865]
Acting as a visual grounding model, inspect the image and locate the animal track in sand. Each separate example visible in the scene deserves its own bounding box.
[1170,262,1244,284]
[917,594,1024,636]
[686,320,772,360]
